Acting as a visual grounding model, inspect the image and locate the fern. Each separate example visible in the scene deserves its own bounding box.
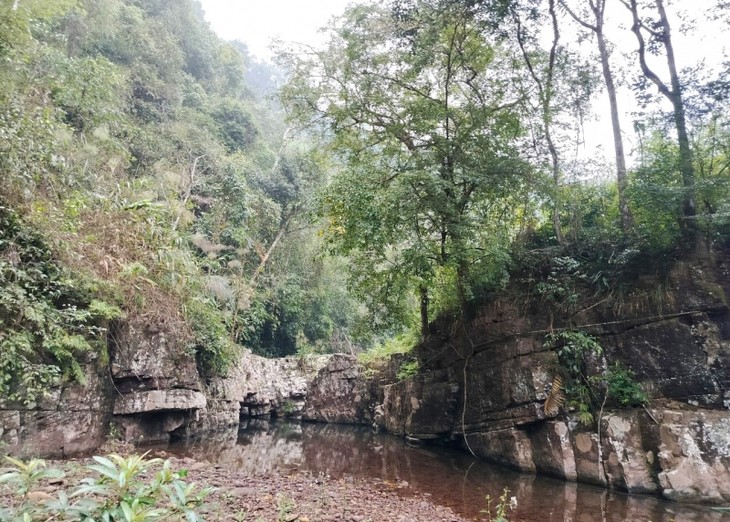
[543,375,565,416]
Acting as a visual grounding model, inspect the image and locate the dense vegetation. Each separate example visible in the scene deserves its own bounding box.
[0,0,363,398]
[0,0,728,403]
[280,0,730,332]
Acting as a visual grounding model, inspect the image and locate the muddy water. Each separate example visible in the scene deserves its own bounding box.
[163,420,730,521]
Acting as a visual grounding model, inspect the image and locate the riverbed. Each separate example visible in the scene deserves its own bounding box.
[154,419,730,521]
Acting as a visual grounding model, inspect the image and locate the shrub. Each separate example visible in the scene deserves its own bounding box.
[0,453,210,521]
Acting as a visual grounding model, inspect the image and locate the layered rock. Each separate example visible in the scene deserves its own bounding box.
[0,353,113,458]
[109,318,205,443]
[190,352,329,433]
[302,354,374,424]
[302,248,730,503]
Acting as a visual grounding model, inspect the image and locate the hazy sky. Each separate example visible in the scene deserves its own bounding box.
[197,0,350,60]
[197,0,727,167]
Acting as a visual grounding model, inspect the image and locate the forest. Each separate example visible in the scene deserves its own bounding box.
[0,0,729,402]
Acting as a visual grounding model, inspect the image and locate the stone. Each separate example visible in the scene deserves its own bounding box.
[529,421,577,480]
[656,409,730,502]
[302,355,373,424]
[110,318,201,392]
[113,389,206,415]
[601,412,658,494]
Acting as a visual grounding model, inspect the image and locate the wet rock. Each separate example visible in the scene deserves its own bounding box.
[601,411,658,494]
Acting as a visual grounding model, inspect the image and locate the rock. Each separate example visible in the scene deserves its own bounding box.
[601,411,658,494]
[189,461,210,471]
[656,409,730,502]
[191,352,329,431]
[110,318,201,392]
[113,389,206,415]
[27,491,54,502]
[0,347,113,458]
[302,355,373,424]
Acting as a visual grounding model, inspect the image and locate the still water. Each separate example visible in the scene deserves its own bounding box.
[161,420,729,521]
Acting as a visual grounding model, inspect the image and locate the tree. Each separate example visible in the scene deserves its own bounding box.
[621,0,695,237]
[281,0,530,332]
[507,0,568,244]
[561,0,633,231]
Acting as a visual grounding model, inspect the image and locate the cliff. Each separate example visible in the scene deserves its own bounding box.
[306,247,730,503]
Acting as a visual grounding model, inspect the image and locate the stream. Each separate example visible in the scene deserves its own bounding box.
[159,419,729,521]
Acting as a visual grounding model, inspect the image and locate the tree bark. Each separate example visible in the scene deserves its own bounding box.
[514,0,566,245]
[624,0,696,234]
[562,0,633,231]
[419,284,429,337]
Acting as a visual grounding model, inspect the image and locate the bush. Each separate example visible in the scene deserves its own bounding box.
[0,453,210,521]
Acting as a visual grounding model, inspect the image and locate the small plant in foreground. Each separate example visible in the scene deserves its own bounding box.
[276,493,296,522]
[0,452,210,521]
[481,487,516,522]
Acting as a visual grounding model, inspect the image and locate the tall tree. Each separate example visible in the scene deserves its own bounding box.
[621,0,695,236]
[561,0,633,231]
[281,1,529,332]
[508,0,567,245]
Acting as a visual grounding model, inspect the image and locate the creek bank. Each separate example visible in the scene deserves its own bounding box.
[0,454,469,522]
[0,316,329,455]
[2,248,729,507]
[303,249,730,504]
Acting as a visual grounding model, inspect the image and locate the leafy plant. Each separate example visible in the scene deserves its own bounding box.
[481,487,516,522]
[544,330,603,424]
[276,493,296,522]
[545,330,603,378]
[604,362,648,407]
[0,453,210,522]
[396,359,420,381]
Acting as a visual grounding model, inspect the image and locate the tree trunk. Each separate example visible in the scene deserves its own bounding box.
[596,27,633,231]
[419,284,429,337]
[562,0,633,232]
[655,0,695,222]
[626,0,695,235]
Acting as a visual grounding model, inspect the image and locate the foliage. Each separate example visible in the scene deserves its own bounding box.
[544,330,602,425]
[281,0,533,331]
[604,362,648,407]
[481,487,516,522]
[0,0,365,378]
[0,205,117,405]
[396,359,420,381]
[546,330,603,378]
[358,327,420,368]
[276,493,296,522]
[0,453,210,521]
[544,330,647,423]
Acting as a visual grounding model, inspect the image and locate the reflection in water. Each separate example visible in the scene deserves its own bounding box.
[164,420,730,521]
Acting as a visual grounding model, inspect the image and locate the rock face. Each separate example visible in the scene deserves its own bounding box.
[0,315,330,453]
[109,318,205,443]
[189,352,329,433]
[302,248,730,504]
[0,353,113,458]
[110,319,329,442]
[302,354,374,424]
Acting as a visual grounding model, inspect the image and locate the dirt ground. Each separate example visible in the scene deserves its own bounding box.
[0,453,473,522]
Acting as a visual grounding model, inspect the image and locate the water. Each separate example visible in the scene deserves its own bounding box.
[161,420,730,521]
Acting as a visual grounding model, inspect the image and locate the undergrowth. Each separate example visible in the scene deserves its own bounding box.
[0,453,210,521]
[0,204,120,405]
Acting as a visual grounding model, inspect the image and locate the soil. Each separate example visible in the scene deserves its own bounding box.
[0,452,473,522]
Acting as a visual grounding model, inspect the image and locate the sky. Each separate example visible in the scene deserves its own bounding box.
[197,0,727,169]
[197,0,349,60]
